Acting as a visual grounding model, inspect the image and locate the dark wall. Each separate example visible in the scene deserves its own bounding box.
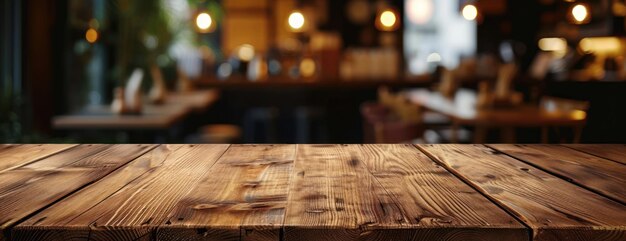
[22,0,66,135]
[544,81,626,143]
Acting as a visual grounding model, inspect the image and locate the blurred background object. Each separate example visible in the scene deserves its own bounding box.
[2,0,626,143]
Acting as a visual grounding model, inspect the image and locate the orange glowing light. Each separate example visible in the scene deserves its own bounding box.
[85,28,98,43]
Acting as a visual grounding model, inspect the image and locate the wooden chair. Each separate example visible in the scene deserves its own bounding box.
[361,88,424,143]
[540,96,590,143]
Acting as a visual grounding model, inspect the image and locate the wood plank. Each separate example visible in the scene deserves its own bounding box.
[0,144,154,241]
[157,144,296,241]
[490,144,626,204]
[15,144,229,241]
[354,144,527,241]
[418,144,626,241]
[0,144,77,173]
[282,145,407,241]
[0,144,18,151]
[564,144,626,165]
[13,144,184,241]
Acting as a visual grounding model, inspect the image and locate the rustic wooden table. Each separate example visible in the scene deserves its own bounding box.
[52,90,219,130]
[0,144,624,241]
[404,89,588,143]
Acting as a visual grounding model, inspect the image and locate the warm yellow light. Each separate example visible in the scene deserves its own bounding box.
[300,58,316,77]
[196,12,212,31]
[237,44,255,62]
[288,11,305,31]
[85,28,98,43]
[571,110,587,120]
[462,4,478,21]
[380,11,397,28]
[579,37,622,54]
[572,4,589,23]
[376,9,398,31]
[538,38,567,52]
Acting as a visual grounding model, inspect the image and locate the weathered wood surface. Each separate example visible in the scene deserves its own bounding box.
[490,144,626,204]
[0,144,76,173]
[283,144,404,238]
[0,144,154,241]
[564,144,626,165]
[283,144,527,241]
[419,144,626,241]
[13,144,229,241]
[2,144,625,241]
[158,144,296,241]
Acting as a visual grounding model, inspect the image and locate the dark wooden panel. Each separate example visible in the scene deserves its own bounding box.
[419,144,626,241]
[0,144,154,241]
[564,144,626,165]
[158,144,296,241]
[490,144,626,204]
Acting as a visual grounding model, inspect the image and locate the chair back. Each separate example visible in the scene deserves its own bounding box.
[539,96,590,143]
[360,88,424,143]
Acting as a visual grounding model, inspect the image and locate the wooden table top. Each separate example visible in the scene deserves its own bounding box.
[52,90,219,130]
[404,89,587,126]
[0,144,624,241]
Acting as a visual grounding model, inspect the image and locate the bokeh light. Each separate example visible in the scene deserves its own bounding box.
[85,28,98,43]
[300,58,316,77]
[376,10,398,31]
[196,12,212,31]
[462,4,478,21]
[237,44,255,62]
[288,11,305,31]
[571,4,589,24]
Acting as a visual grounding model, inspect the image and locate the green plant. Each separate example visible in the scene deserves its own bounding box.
[110,0,174,86]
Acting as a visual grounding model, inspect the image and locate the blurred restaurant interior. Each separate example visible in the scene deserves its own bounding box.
[2,0,626,144]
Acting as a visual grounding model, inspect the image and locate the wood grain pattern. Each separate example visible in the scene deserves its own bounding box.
[418,144,626,241]
[564,144,626,165]
[0,144,76,173]
[355,144,527,240]
[14,144,229,241]
[12,145,184,241]
[157,144,296,241]
[0,144,154,241]
[284,144,469,241]
[4,144,626,241]
[490,144,626,204]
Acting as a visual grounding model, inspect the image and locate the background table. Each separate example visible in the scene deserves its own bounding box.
[52,90,219,130]
[404,89,587,143]
[0,144,624,241]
